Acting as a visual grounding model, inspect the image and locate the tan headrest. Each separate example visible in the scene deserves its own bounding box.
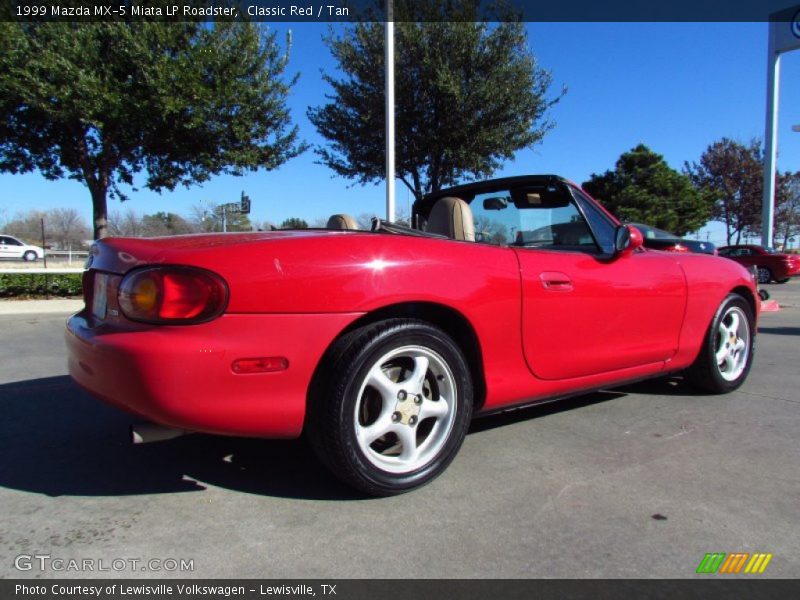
[427,197,475,241]
[326,214,360,230]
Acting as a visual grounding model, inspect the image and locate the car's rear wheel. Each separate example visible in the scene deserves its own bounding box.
[756,266,772,284]
[306,319,472,496]
[775,277,790,284]
[685,293,754,394]
[22,251,37,262]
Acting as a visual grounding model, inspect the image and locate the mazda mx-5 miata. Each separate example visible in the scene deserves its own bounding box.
[66,175,758,495]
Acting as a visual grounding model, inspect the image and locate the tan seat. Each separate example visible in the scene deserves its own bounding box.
[426,197,475,241]
[326,214,360,230]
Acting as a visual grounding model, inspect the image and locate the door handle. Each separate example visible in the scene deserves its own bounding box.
[540,271,573,291]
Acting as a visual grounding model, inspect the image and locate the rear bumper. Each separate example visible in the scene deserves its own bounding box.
[65,311,361,438]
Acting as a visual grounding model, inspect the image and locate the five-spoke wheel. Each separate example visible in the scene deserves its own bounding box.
[713,305,750,382]
[307,319,472,496]
[686,293,755,393]
[354,345,457,474]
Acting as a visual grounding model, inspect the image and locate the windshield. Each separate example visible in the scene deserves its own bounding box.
[630,224,677,240]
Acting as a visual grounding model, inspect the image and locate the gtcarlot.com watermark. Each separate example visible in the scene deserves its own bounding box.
[14,554,194,573]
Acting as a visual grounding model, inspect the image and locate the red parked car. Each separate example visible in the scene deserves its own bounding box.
[628,223,717,255]
[717,245,800,284]
[66,175,758,495]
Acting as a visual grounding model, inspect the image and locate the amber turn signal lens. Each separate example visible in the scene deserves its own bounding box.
[129,276,159,312]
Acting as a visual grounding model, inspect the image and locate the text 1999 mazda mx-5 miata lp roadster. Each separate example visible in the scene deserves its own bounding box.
[66,175,758,495]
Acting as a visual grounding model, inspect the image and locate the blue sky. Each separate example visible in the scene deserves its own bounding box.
[2,22,799,244]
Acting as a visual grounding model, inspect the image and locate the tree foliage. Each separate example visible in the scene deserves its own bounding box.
[0,19,305,239]
[775,171,800,249]
[308,0,562,203]
[582,144,708,235]
[4,208,90,248]
[685,139,763,245]
[108,208,146,238]
[190,203,253,233]
[140,212,195,237]
[280,217,308,229]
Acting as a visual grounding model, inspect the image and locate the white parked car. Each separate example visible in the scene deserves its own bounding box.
[0,235,44,261]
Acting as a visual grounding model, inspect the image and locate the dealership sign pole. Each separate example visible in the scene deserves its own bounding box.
[763,7,800,247]
[385,0,396,222]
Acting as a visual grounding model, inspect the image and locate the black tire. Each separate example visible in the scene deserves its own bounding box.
[756,266,772,284]
[22,251,37,262]
[685,293,755,394]
[775,277,790,284]
[306,319,473,496]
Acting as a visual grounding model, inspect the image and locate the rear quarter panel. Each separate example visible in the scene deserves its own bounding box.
[95,232,530,411]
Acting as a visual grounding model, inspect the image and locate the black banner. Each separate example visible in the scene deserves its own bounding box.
[2,0,800,23]
[4,580,800,600]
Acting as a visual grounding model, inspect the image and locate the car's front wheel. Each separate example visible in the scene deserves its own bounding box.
[22,251,38,262]
[307,319,473,496]
[685,293,754,394]
[756,266,772,284]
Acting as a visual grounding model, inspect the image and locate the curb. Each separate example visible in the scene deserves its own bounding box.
[0,299,83,316]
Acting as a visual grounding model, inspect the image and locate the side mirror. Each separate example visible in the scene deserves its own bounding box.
[614,224,644,257]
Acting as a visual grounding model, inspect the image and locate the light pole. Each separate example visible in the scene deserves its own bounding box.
[384,0,395,223]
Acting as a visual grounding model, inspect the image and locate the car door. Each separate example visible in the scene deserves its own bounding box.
[732,247,756,269]
[509,186,687,380]
[0,236,19,259]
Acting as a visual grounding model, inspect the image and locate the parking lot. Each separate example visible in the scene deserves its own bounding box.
[1,281,798,579]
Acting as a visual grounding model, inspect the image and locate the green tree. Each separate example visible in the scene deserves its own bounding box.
[140,212,195,237]
[280,217,309,229]
[775,171,800,250]
[685,139,763,245]
[308,0,563,203]
[0,19,305,240]
[582,144,708,235]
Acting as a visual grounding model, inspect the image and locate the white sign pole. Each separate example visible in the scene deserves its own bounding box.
[763,9,800,248]
[385,0,396,223]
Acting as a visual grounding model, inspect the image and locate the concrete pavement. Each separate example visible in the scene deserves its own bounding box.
[0,280,798,579]
[0,298,83,315]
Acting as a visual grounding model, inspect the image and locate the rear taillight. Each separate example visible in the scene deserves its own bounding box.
[665,244,689,253]
[118,266,228,324]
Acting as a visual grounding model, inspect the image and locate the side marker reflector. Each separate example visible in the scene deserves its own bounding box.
[232,357,289,374]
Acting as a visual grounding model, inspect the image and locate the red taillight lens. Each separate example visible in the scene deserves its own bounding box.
[118,266,228,324]
[665,244,689,253]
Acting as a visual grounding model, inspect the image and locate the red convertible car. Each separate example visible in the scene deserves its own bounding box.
[66,175,758,495]
[717,244,800,284]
